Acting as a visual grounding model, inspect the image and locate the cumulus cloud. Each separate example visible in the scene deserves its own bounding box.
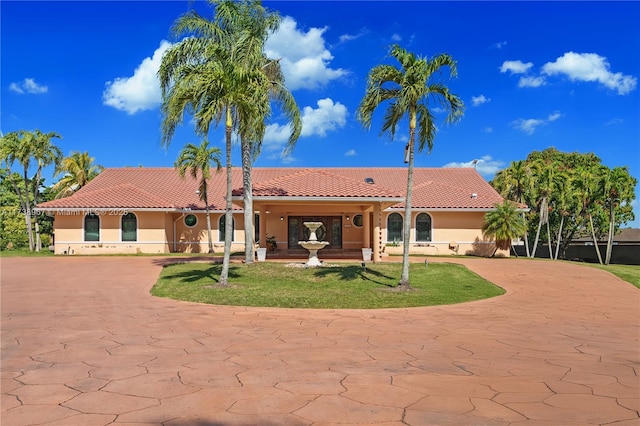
[262,97,348,153]
[500,60,533,74]
[9,78,48,94]
[542,52,637,95]
[345,149,357,156]
[443,155,504,177]
[265,16,347,90]
[102,40,172,114]
[518,76,546,88]
[471,95,491,106]
[510,110,562,135]
[300,98,348,137]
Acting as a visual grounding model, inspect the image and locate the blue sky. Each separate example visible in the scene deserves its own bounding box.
[3,1,640,227]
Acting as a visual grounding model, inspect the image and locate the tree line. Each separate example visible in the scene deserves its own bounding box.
[490,147,637,264]
[0,129,103,251]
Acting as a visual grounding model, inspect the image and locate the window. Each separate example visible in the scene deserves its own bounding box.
[184,214,197,227]
[219,215,235,242]
[122,213,137,242]
[352,214,363,227]
[84,214,100,241]
[387,213,403,242]
[416,213,432,242]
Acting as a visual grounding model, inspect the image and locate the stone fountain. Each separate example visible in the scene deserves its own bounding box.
[298,222,330,267]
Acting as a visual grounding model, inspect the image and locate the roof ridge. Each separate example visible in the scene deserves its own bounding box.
[315,169,402,196]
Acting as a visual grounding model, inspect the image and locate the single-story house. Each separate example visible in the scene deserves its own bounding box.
[36,167,511,260]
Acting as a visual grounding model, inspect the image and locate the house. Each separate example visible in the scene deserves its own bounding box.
[36,167,509,260]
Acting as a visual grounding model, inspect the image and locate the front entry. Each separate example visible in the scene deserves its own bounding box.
[288,216,342,249]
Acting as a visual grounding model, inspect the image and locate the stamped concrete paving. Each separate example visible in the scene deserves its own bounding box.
[1,256,638,426]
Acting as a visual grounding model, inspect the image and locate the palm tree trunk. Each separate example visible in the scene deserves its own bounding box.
[522,212,531,258]
[546,220,553,260]
[219,108,233,286]
[554,216,564,260]
[531,196,547,259]
[33,170,42,252]
[531,217,543,258]
[588,214,604,265]
[398,129,414,289]
[605,203,615,265]
[22,169,35,251]
[241,136,254,264]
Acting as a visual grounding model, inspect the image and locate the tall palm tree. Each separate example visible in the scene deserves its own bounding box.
[599,166,636,265]
[159,0,265,285]
[573,165,604,264]
[530,161,559,259]
[357,44,464,289]
[52,151,104,198]
[491,160,532,257]
[175,140,222,253]
[482,200,527,257]
[31,130,62,251]
[1,130,36,250]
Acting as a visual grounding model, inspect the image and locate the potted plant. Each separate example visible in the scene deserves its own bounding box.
[266,235,277,251]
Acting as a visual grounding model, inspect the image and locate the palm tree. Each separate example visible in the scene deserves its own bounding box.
[1,130,36,250]
[599,166,636,265]
[530,162,559,259]
[357,44,464,289]
[175,140,222,253]
[491,160,532,257]
[573,165,604,264]
[31,130,62,251]
[52,151,104,198]
[482,200,527,257]
[159,0,265,285]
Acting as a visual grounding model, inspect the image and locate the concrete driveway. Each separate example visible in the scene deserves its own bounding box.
[1,256,638,425]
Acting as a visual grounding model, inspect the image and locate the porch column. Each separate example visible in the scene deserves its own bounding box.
[373,202,382,262]
[259,206,267,250]
[363,209,371,249]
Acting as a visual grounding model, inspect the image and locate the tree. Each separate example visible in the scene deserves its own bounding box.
[357,44,464,289]
[598,166,636,264]
[31,130,62,251]
[482,200,527,257]
[491,160,532,257]
[175,140,222,253]
[159,0,266,285]
[52,151,103,198]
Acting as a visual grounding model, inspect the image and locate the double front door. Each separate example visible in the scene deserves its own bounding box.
[288,216,342,249]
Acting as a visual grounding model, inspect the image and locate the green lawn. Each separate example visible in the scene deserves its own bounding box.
[152,261,505,309]
[587,263,640,289]
[0,249,55,257]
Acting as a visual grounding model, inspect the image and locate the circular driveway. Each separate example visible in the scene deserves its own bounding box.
[1,256,638,425]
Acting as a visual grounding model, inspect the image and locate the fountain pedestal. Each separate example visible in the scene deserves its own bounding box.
[298,222,329,267]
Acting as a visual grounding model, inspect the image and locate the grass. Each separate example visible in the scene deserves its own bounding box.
[586,263,640,289]
[0,249,55,257]
[152,261,505,309]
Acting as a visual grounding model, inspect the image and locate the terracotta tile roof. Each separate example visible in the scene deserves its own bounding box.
[37,167,506,211]
[236,168,402,198]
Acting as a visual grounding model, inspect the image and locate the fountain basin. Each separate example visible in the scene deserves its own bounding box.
[298,241,330,267]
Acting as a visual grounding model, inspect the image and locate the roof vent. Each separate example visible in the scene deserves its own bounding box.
[471,193,478,199]
[364,177,375,184]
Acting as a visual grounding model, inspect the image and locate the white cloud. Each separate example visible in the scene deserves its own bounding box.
[262,97,348,153]
[9,78,48,94]
[443,155,504,177]
[300,98,348,137]
[391,33,402,42]
[542,52,637,95]
[492,41,507,49]
[265,16,347,90]
[483,127,493,133]
[605,118,623,126]
[500,60,533,74]
[510,110,562,135]
[345,149,357,157]
[547,111,561,122]
[102,40,172,114]
[471,95,491,107]
[518,76,546,88]
[339,28,367,43]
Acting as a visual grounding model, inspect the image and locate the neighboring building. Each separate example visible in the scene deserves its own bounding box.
[36,167,510,260]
